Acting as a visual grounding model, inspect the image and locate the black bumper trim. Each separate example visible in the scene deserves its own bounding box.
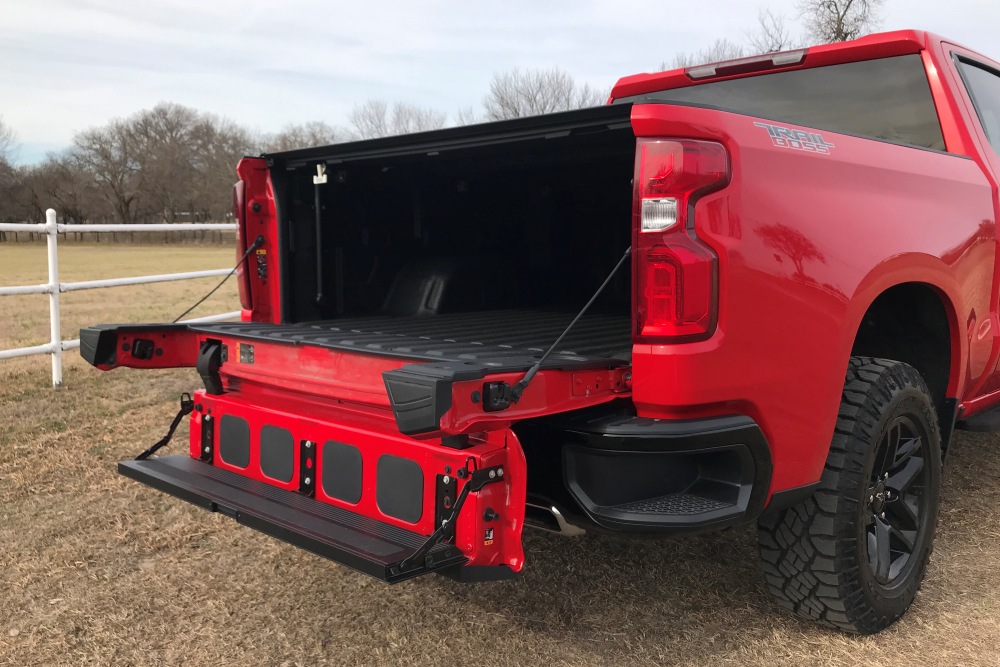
[558,408,773,535]
[118,455,466,583]
[761,481,822,516]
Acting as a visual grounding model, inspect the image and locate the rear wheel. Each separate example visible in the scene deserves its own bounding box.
[758,357,941,633]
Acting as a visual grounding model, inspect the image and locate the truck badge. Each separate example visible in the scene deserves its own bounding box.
[754,122,835,155]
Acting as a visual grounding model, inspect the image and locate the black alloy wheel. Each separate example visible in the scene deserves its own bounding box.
[863,414,931,586]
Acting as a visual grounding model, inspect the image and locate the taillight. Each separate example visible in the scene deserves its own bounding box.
[633,139,729,342]
[232,179,252,310]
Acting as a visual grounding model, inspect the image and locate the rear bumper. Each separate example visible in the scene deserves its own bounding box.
[553,409,773,534]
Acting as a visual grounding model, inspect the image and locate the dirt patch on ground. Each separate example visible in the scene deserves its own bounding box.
[2,246,999,666]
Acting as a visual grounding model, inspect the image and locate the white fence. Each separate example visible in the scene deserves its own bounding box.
[0,209,241,387]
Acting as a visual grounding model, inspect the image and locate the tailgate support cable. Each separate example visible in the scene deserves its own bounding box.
[134,393,195,461]
[396,463,505,574]
[507,246,632,404]
[172,235,264,323]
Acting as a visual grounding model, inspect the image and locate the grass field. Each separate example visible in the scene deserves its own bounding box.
[2,244,999,666]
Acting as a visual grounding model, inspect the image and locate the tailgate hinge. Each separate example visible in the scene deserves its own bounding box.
[197,341,225,395]
[395,464,505,575]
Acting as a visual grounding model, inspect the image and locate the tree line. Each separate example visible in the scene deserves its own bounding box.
[0,0,882,227]
[0,67,605,226]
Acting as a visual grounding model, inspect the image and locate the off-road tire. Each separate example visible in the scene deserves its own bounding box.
[758,357,942,634]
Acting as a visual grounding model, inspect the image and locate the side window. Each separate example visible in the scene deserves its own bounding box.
[959,59,1000,155]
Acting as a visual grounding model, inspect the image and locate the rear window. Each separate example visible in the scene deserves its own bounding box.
[958,59,1000,154]
[619,55,945,151]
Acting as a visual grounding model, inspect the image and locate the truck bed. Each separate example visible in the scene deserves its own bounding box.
[190,310,631,364]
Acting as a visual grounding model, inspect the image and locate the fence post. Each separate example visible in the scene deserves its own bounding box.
[46,208,63,387]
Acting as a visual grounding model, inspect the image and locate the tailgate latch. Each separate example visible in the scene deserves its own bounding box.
[482,381,515,412]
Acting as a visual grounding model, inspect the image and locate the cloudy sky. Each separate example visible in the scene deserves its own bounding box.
[1,0,997,163]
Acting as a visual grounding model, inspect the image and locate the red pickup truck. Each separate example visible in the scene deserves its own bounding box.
[83,30,1000,634]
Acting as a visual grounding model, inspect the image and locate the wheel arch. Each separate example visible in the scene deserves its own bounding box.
[848,278,962,452]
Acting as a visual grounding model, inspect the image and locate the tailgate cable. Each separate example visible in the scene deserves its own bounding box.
[397,461,505,574]
[134,393,195,460]
[503,246,631,406]
[171,235,264,323]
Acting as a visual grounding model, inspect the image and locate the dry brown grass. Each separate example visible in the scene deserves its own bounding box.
[1,244,999,666]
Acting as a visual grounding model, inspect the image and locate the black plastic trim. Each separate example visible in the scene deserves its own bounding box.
[559,408,772,535]
[382,367,454,435]
[79,326,118,367]
[118,455,466,583]
[197,340,224,395]
[955,399,1000,433]
[761,481,821,516]
[382,354,625,435]
[265,105,633,167]
[938,397,959,458]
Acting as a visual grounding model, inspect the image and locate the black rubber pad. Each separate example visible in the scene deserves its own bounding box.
[118,455,465,583]
[321,441,363,504]
[260,425,294,483]
[376,455,423,523]
[219,415,250,469]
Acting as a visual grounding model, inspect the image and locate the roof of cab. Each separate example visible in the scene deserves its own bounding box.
[610,30,937,101]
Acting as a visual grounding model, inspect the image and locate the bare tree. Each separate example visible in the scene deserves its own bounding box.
[0,160,19,223]
[349,100,447,140]
[666,38,748,69]
[19,155,97,225]
[72,119,144,225]
[0,115,16,163]
[189,115,256,221]
[747,8,799,53]
[266,121,340,152]
[797,0,885,43]
[132,103,202,222]
[482,68,605,121]
[349,100,390,139]
[390,104,447,135]
[454,106,481,126]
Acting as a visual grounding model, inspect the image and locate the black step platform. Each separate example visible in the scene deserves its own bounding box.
[118,455,465,583]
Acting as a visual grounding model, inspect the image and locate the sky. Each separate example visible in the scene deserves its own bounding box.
[1,0,997,164]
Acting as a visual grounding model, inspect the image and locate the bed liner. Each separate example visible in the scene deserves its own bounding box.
[189,309,632,365]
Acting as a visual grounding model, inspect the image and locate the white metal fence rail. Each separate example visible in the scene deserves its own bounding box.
[0,209,241,387]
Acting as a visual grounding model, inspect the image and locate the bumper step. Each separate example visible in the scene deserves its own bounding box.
[118,455,466,583]
[609,493,733,516]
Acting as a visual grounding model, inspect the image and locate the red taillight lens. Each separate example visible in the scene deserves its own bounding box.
[633,139,728,342]
[232,179,252,310]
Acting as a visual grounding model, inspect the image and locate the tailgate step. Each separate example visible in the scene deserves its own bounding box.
[118,455,466,583]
